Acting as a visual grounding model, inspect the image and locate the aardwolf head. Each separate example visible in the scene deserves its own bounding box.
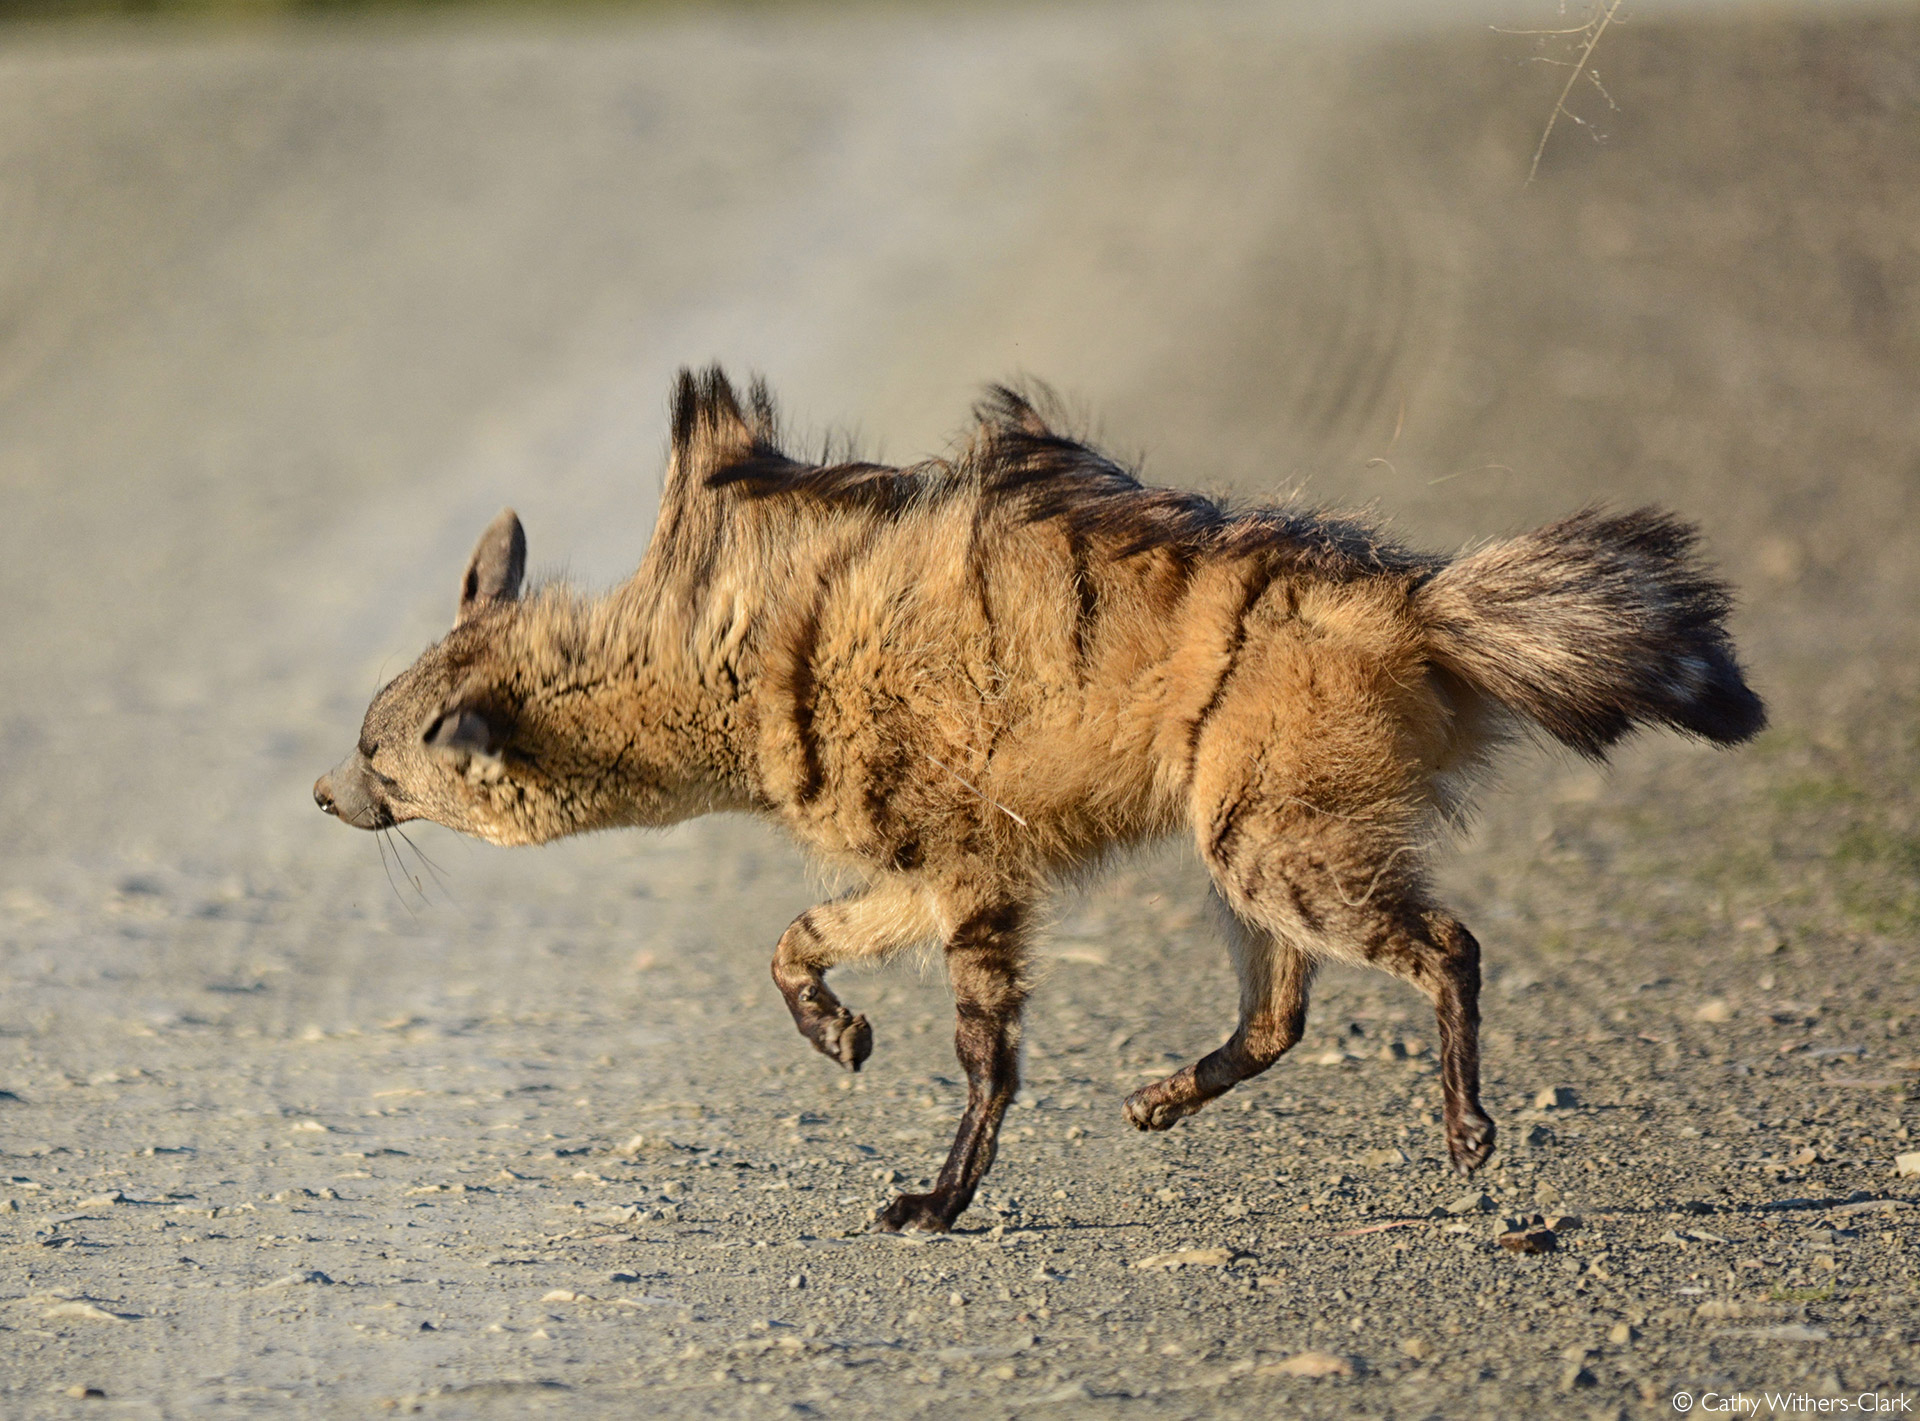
[313,509,540,845]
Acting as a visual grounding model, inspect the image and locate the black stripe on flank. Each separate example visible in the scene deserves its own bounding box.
[1207,795,1248,867]
[1184,568,1274,778]
[785,527,882,809]
[1067,526,1099,676]
[786,584,827,806]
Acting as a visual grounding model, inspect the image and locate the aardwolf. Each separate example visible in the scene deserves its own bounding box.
[316,368,1764,1232]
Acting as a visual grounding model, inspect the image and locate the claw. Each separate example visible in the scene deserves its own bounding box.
[875,1190,955,1233]
[1122,1081,1205,1132]
[814,1010,872,1072]
[1447,1111,1496,1174]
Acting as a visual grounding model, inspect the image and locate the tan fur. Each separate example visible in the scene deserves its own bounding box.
[316,368,1763,1232]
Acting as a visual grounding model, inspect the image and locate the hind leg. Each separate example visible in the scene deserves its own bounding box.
[771,879,937,1072]
[1407,910,1494,1173]
[1124,905,1314,1130]
[1208,820,1495,1173]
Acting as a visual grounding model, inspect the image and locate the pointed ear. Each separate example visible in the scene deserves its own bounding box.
[667,366,761,494]
[457,508,526,626]
[421,700,514,760]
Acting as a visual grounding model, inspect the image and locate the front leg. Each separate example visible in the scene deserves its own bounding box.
[878,901,1028,1233]
[771,880,937,1072]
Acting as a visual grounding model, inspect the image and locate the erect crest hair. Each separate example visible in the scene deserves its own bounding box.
[689,368,1438,586]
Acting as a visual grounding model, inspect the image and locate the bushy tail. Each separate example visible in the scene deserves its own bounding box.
[1417,507,1766,758]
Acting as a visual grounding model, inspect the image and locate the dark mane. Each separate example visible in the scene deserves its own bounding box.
[691,368,1439,581]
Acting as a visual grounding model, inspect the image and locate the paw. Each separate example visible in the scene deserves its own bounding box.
[1446,1110,1496,1174]
[875,1190,954,1234]
[813,1010,872,1072]
[1123,1084,1201,1132]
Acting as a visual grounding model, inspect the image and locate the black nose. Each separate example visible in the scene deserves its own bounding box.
[313,778,338,816]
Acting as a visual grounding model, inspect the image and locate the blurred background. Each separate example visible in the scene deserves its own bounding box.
[0,0,1914,882]
[0,0,1915,1409]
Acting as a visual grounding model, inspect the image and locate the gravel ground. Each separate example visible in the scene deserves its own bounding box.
[1,3,1917,1417]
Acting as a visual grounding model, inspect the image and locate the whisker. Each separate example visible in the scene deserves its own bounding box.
[375,829,417,918]
[395,826,452,902]
[390,828,429,903]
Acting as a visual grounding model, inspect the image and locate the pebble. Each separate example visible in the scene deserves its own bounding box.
[1442,1192,1493,1216]
[1714,1323,1830,1341]
[1609,1322,1636,1344]
[1894,1152,1920,1179]
[1560,1364,1597,1391]
[1360,1147,1408,1168]
[1496,1227,1557,1254]
[1398,1337,1434,1361]
[1132,1247,1237,1270]
[43,1302,125,1324]
[1258,1351,1352,1378]
[1534,1087,1579,1110]
[1694,999,1732,1023]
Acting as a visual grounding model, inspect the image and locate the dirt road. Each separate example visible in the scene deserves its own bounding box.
[1,3,1917,1416]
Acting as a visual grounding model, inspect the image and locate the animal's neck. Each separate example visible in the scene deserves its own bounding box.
[509,581,761,828]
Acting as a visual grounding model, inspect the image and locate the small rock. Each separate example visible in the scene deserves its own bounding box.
[1360,1147,1408,1169]
[1443,1192,1493,1216]
[1259,1351,1352,1378]
[1524,1124,1555,1147]
[1545,1214,1583,1232]
[1497,1227,1558,1254]
[65,1386,106,1400]
[1313,1049,1348,1066]
[1534,1087,1579,1110]
[1694,999,1733,1023]
[1893,1152,1920,1179]
[1788,1147,1824,1167]
[542,1289,582,1303]
[265,1270,333,1288]
[43,1302,126,1324]
[1718,1323,1829,1341]
[1132,1247,1237,1270]
[1694,1300,1767,1321]
[1560,1364,1597,1391]
[1608,1321,1637,1345]
[1398,1337,1434,1361]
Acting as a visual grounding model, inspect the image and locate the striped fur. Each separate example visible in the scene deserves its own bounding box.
[316,366,1765,1232]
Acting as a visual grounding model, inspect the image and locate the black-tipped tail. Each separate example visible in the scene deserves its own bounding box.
[1418,507,1765,758]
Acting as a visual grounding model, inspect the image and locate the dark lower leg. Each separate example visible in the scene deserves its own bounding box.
[877,905,1025,1233]
[771,910,872,1071]
[1425,913,1494,1172]
[877,1005,1021,1232]
[1125,936,1310,1131]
